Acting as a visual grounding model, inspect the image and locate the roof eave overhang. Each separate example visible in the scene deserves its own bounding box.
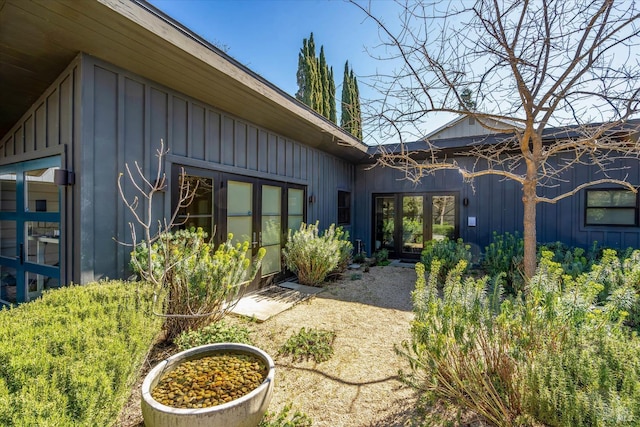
[0,0,369,162]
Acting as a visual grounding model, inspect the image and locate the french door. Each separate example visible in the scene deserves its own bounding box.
[373,192,458,259]
[173,166,305,286]
[0,157,61,304]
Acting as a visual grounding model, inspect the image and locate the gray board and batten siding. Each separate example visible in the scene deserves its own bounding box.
[0,53,354,285]
[82,54,353,283]
[354,149,640,257]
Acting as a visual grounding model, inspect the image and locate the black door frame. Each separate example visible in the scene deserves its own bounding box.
[171,165,306,288]
[371,191,460,260]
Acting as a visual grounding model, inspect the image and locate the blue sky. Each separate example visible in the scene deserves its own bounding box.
[147,0,418,140]
[148,0,390,95]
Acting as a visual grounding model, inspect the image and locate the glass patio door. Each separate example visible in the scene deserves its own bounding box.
[373,193,458,260]
[374,196,396,255]
[226,179,304,280]
[227,180,255,260]
[260,185,282,276]
[0,157,61,304]
[401,195,425,256]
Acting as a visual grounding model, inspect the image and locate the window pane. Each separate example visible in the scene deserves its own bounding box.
[375,197,395,251]
[228,181,252,215]
[0,174,17,212]
[0,220,16,257]
[587,190,636,207]
[432,196,455,240]
[288,189,304,232]
[26,221,59,266]
[177,175,214,236]
[586,208,636,225]
[26,168,59,213]
[262,216,281,246]
[227,216,252,246]
[0,265,17,303]
[27,272,59,301]
[261,245,281,276]
[262,186,280,216]
[338,191,351,225]
[288,189,304,215]
[180,217,212,235]
[402,196,423,254]
[288,215,304,232]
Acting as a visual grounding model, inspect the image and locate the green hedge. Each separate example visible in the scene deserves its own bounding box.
[0,281,162,426]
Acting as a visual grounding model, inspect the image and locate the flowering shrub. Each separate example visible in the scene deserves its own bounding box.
[402,251,640,426]
[420,237,472,282]
[282,222,353,286]
[131,227,265,340]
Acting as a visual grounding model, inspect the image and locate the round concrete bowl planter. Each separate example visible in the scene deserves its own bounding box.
[141,343,275,427]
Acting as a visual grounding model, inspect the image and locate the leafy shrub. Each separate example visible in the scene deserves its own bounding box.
[538,241,590,277]
[0,281,161,426]
[282,222,352,286]
[482,231,525,295]
[131,227,265,340]
[402,254,640,427]
[372,248,390,266]
[420,237,472,283]
[259,403,313,427]
[352,252,366,264]
[279,327,336,363]
[174,320,254,351]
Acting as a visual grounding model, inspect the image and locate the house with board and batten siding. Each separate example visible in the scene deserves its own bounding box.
[1,0,639,304]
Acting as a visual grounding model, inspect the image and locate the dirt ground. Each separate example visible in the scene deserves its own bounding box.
[117,265,483,426]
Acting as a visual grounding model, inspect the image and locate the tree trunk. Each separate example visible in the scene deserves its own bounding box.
[522,178,537,284]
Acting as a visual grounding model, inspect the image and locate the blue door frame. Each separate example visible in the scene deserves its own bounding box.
[0,156,61,304]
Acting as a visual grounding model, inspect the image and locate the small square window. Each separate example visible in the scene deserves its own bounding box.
[585,189,638,226]
[338,191,351,226]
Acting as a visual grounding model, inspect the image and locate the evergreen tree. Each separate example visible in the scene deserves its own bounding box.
[295,33,336,123]
[328,66,337,123]
[340,61,352,130]
[340,61,362,139]
[459,87,477,111]
[319,47,330,118]
[296,33,317,108]
[352,71,362,139]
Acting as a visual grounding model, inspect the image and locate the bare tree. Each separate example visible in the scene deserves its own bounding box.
[354,0,640,280]
[117,140,197,287]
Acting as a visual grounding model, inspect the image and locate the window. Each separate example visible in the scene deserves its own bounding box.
[288,188,305,232]
[338,191,351,225]
[177,174,215,236]
[585,189,638,226]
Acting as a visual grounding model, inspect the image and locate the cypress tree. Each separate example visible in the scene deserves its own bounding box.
[351,70,362,139]
[328,66,337,123]
[340,61,362,139]
[340,61,352,130]
[319,47,330,118]
[295,33,336,123]
[295,37,310,104]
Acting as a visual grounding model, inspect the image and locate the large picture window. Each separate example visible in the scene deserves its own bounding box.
[585,189,638,226]
[338,191,351,225]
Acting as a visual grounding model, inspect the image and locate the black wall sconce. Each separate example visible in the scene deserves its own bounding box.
[308,195,316,204]
[54,169,76,186]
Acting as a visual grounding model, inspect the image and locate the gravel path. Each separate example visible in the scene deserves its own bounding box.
[117,265,483,426]
[244,265,419,427]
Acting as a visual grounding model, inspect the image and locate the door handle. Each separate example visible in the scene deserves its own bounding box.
[259,231,262,246]
[19,243,24,264]
[252,232,258,248]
